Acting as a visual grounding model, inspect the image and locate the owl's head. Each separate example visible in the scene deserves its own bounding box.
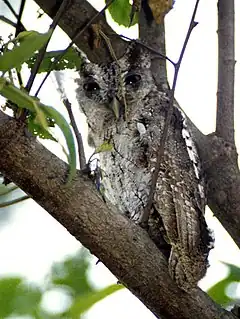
[76,42,155,128]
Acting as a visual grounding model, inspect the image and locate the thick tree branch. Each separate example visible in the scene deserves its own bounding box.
[33,0,127,63]
[139,4,168,89]
[0,111,236,319]
[216,0,235,144]
[192,129,240,249]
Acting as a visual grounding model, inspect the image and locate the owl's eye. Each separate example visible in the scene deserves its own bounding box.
[83,81,100,92]
[125,73,141,86]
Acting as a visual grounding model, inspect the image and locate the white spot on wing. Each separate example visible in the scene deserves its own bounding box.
[137,122,147,137]
[178,109,205,201]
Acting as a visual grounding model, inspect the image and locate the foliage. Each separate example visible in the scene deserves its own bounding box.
[28,114,56,141]
[207,263,240,306]
[106,0,174,26]
[0,77,76,182]
[106,0,138,27]
[0,250,123,318]
[0,30,51,72]
[26,48,81,73]
[0,30,77,182]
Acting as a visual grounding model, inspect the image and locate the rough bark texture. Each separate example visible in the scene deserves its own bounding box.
[216,0,235,144]
[0,0,239,318]
[0,111,236,319]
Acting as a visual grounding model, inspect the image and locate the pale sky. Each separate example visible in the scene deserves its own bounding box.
[0,0,240,318]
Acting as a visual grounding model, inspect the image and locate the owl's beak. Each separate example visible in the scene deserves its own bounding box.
[110,96,122,120]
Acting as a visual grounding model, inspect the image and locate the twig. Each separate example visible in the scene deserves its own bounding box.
[25,0,71,93]
[0,16,16,28]
[140,0,200,224]
[0,195,29,208]
[14,0,26,88]
[2,0,25,31]
[15,0,26,36]
[34,0,115,97]
[52,71,86,170]
[3,0,19,19]
[63,99,86,170]
[216,0,235,144]
[113,33,175,66]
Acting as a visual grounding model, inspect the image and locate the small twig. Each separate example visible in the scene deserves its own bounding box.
[14,0,26,88]
[111,33,175,66]
[216,0,235,144]
[3,0,19,20]
[34,0,115,97]
[140,0,200,224]
[25,0,70,93]
[52,71,86,170]
[2,0,25,32]
[63,99,86,170]
[0,16,16,28]
[15,0,26,36]
[0,195,29,208]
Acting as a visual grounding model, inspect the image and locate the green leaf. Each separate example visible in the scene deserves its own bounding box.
[0,30,51,72]
[0,78,76,182]
[26,48,82,73]
[0,277,22,317]
[207,278,233,306]
[68,284,124,318]
[95,141,113,154]
[107,0,138,27]
[207,263,240,306]
[40,103,76,182]
[51,250,93,296]
[0,277,41,317]
[13,283,42,315]
[28,114,57,140]
[223,262,240,281]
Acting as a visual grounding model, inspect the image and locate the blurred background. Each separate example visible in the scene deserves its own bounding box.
[0,0,240,318]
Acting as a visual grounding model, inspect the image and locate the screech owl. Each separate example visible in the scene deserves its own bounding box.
[76,42,214,291]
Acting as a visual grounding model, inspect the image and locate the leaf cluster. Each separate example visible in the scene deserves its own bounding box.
[207,263,240,306]
[0,30,77,182]
[0,250,122,318]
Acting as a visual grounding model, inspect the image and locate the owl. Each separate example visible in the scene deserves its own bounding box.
[76,42,214,291]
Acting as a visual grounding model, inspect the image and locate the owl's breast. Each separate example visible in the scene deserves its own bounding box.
[99,120,152,219]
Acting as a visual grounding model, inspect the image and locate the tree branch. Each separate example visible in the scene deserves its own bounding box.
[193,130,240,249]
[216,0,235,144]
[139,3,168,89]
[33,0,127,63]
[0,110,236,319]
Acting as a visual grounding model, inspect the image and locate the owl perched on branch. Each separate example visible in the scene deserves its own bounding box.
[76,42,214,291]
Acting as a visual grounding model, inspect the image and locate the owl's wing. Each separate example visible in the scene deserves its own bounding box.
[153,109,213,291]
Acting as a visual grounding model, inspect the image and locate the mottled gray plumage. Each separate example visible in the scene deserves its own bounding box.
[76,42,213,291]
